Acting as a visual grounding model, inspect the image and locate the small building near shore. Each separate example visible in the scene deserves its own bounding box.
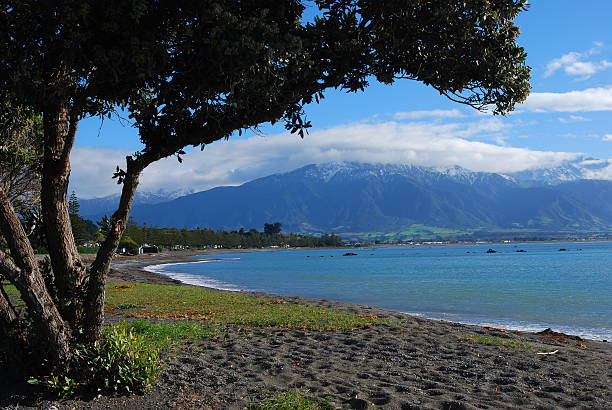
[138,244,160,254]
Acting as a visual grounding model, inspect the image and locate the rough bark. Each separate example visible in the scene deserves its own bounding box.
[0,186,71,367]
[41,105,85,324]
[83,156,145,342]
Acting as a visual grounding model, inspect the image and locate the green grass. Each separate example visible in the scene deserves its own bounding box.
[460,335,535,349]
[250,390,334,410]
[106,282,388,331]
[352,224,476,241]
[126,319,219,350]
[1,282,19,298]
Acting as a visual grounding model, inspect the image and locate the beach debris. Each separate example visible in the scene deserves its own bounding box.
[483,326,509,333]
[112,284,133,290]
[486,248,496,253]
[358,314,379,319]
[534,328,587,348]
[343,252,358,256]
[265,300,286,305]
[536,349,559,355]
[536,328,582,340]
[290,360,305,366]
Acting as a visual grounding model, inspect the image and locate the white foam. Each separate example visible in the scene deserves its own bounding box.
[400,311,612,341]
[142,260,245,291]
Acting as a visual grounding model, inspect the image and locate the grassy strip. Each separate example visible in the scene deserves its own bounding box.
[250,390,334,410]
[460,335,535,349]
[126,319,220,350]
[106,282,388,331]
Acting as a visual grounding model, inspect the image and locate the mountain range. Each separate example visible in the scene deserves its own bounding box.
[79,160,612,239]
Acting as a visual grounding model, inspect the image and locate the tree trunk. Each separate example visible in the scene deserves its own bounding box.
[41,105,85,324]
[0,186,72,369]
[83,157,145,343]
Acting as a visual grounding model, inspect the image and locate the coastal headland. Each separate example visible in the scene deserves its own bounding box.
[3,249,611,409]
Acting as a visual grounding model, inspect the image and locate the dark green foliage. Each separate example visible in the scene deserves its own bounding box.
[68,192,80,215]
[0,101,43,213]
[250,390,335,410]
[264,222,282,235]
[121,220,343,249]
[68,192,97,245]
[30,322,160,397]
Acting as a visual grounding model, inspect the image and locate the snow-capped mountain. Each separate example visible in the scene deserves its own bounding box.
[126,161,612,235]
[505,157,612,186]
[300,162,510,187]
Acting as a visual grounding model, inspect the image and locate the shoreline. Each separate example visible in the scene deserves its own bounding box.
[112,249,611,343]
[3,249,611,409]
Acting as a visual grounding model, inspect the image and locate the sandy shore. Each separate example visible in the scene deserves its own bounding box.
[2,250,611,409]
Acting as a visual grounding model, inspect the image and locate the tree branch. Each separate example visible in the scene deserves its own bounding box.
[0,185,71,366]
[83,155,148,342]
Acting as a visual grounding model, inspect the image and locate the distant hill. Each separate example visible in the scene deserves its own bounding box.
[114,162,612,238]
[79,191,183,222]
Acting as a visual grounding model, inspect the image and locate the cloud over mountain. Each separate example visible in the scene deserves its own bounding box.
[70,118,579,198]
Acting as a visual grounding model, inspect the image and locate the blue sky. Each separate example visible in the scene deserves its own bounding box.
[72,1,612,198]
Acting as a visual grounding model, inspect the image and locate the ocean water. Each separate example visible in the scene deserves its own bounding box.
[144,242,612,340]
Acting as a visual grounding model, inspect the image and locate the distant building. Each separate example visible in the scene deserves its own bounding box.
[138,244,160,254]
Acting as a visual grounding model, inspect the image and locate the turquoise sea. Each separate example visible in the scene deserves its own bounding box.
[144,241,612,340]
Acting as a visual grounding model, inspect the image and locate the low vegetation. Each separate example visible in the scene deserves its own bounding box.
[30,322,160,397]
[106,282,387,331]
[250,390,335,410]
[4,280,386,398]
[127,319,220,350]
[460,335,535,349]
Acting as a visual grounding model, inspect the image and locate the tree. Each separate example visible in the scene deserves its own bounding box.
[264,222,283,235]
[68,191,80,216]
[68,191,85,245]
[0,101,43,214]
[0,0,530,378]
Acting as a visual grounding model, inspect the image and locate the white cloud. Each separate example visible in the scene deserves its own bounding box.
[521,87,612,112]
[70,120,580,198]
[584,164,612,180]
[558,115,590,123]
[603,134,612,141]
[545,44,612,79]
[393,109,464,120]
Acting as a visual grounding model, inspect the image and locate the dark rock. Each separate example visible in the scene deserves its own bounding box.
[516,249,527,252]
[558,248,569,251]
[343,252,358,256]
[486,248,497,253]
[347,397,374,409]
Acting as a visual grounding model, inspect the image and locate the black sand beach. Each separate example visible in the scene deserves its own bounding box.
[2,250,611,409]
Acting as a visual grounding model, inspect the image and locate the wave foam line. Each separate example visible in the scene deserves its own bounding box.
[142,261,245,291]
[401,311,611,341]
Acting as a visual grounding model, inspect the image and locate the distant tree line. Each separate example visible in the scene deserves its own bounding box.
[25,193,344,253]
[120,220,344,251]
